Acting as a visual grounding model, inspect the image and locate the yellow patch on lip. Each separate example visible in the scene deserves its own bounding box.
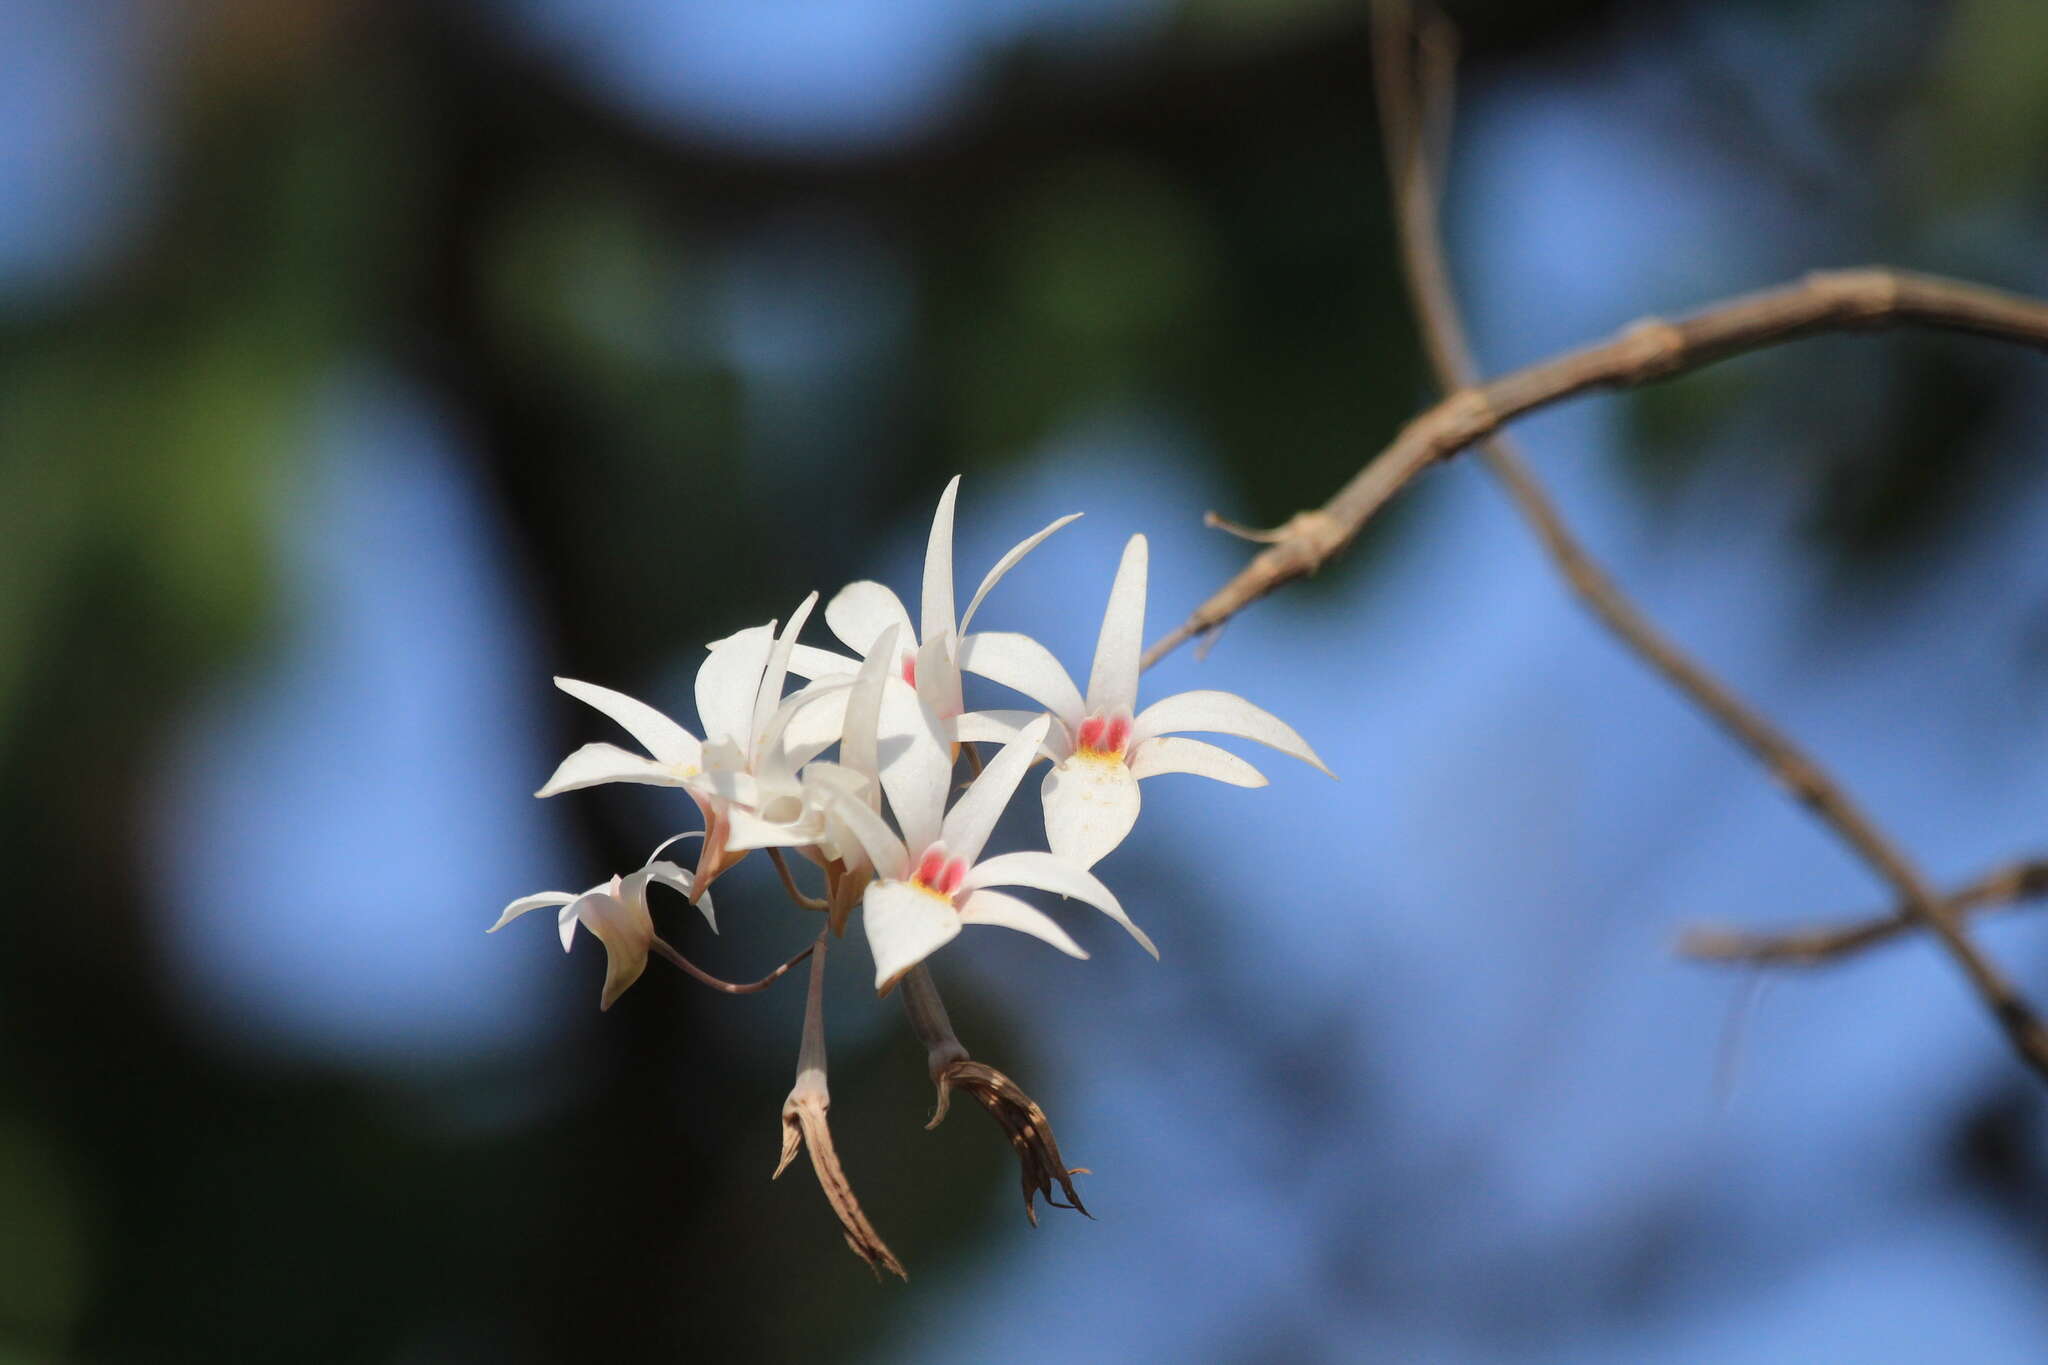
[1073,747,1127,766]
[906,878,956,904]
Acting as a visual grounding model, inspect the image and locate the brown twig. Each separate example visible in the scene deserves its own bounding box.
[1144,272,2048,672]
[768,846,830,911]
[775,933,907,1279]
[1362,0,2048,1080]
[1681,859,2048,965]
[649,935,814,996]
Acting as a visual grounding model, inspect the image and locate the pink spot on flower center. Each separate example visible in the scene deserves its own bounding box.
[900,652,918,687]
[911,847,969,899]
[1076,712,1131,758]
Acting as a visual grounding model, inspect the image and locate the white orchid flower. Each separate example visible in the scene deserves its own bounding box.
[959,534,1334,868]
[538,592,844,898]
[490,860,710,1010]
[779,476,1078,728]
[698,633,902,931]
[824,711,1157,994]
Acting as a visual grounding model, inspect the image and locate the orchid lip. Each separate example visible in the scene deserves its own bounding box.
[909,845,970,901]
[1074,711,1132,760]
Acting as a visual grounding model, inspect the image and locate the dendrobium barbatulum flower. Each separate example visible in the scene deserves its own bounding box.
[826,712,1157,993]
[489,861,711,1010]
[539,593,844,899]
[960,534,1334,868]
[781,476,1078,731]
[500,474,1335,1274]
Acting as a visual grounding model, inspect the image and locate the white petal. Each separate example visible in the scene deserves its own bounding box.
[1127,735,1268,788]
[693,768,766,808]
[783,643,858,682]
[645,860,715,933]
[921,475,960,645]
[877,677,951,856]
[751,592,819,756]
[695,623,774,748]
[940,714,1052,866]
[953,708,1065,758]
[959,513,1081,636]
[572,891,655,1010]
[1084,534,1146,716]
[826,580,915,659]
[488,891,576,933]
[646,830,705,862]
[1131,689,1332,777]
[760,678,852,772]
[861,880,962,994]
[556,903,580,952]
[957,889,1087,959]
[914,628,962,720]
[958,631,1084,726]
[964,848,1156,958]
[553,679,701,769]
[536,742,692,798]
[839,627,900,791]
[800,761,874,867]
[1040,757,1141,871]
[820,783,910,879]
[724,805,820,853]
[799,761,870,803]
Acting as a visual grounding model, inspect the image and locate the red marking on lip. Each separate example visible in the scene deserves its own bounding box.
[914,849,946,886]
[1077,713,1129,758]
[901,653,918,687]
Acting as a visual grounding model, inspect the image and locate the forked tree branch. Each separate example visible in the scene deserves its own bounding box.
[1143,265,2048,671]
[1352,0,2048,1080]
[1681,859,2048,965]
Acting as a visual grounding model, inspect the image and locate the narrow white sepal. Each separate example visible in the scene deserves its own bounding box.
[821,784,911,880]
[644,860,715,933]
[940,714,1052,866]
[1131,688,1333,777]
[964,849,1156,959]
[921,475,961,647]
[958,512,1081,636]
[552,679,703,770]
[957,631,1085,727]
[1084,534,1146,717]
[839,627,899,793]
[750,592,819,758]
[1127,735,1268,788]
[695,623,774,749]
[953,708,1064,759]
[536,742,690,797]
[957,889,1088,959]
[489,892,575,933]
[782,642,858,681]
[876,677,951,857]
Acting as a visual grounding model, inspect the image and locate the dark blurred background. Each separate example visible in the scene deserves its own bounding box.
[5,0,2048,1360]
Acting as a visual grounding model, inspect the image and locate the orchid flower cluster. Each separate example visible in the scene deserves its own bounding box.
[492,477,1330,1274]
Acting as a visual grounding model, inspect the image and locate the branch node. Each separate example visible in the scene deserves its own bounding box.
[1807,266,1901,322]
[1616,317,1689,379]
[1434,386,1501,450]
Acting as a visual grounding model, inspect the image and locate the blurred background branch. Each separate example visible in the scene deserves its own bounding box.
[1359,0,2048,1079]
